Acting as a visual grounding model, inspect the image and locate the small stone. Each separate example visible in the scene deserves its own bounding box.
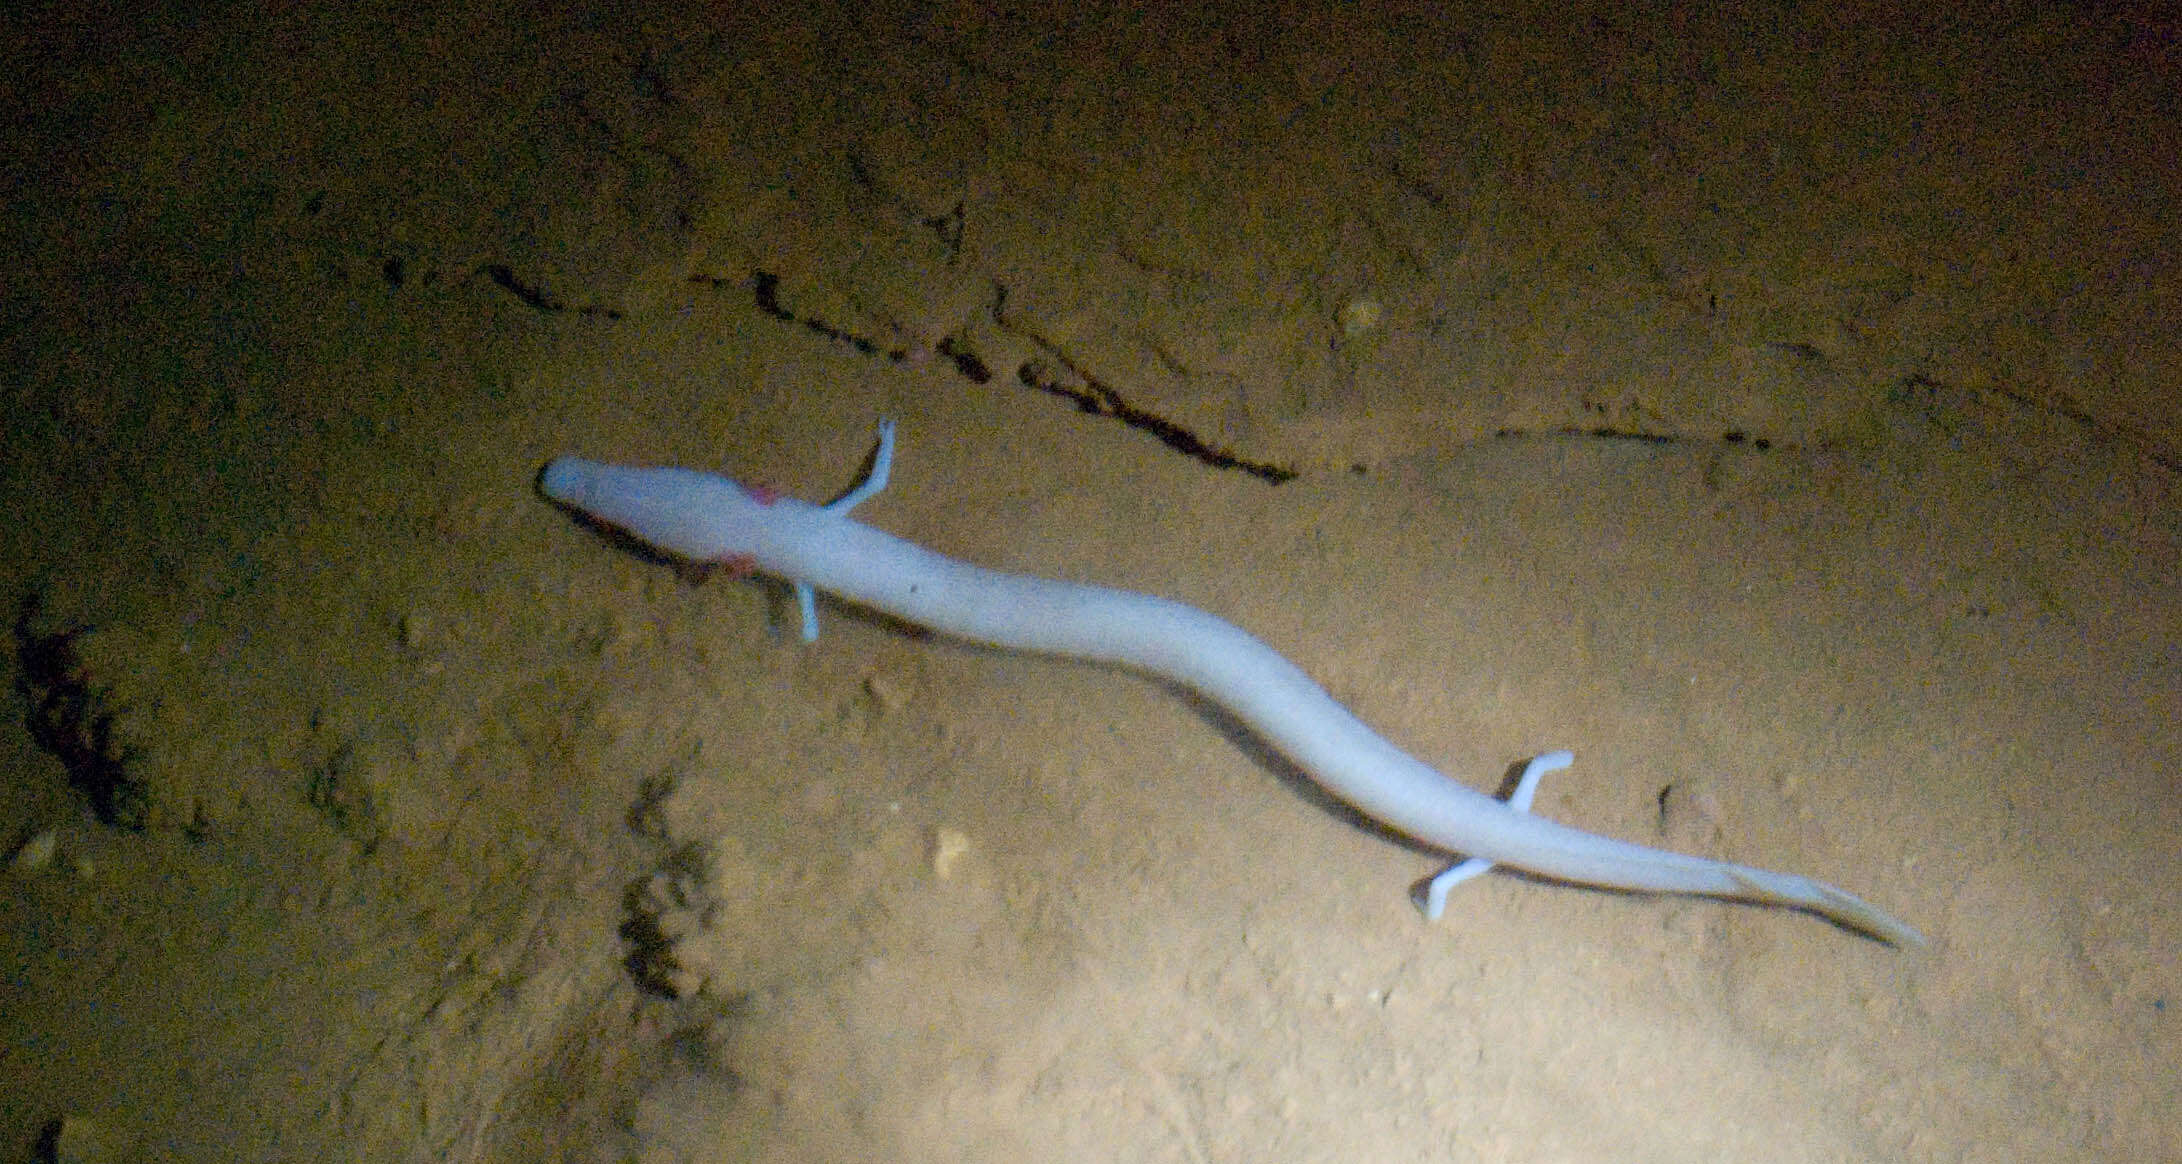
[11,829,56,871]
[48,1114,134,1163]
[399,612,431,649]
[1338,296,1383,339]
[862,671,911,715]
[1657,783,1724,854]
[931,828,971,880]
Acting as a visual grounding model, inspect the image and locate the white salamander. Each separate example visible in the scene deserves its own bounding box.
[542,420,1922,946]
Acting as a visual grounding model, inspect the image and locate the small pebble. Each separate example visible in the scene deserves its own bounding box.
[1338,296,1384,339]
[863,671,911,714]
[49,1114,133,1163]
[399,612,431,649]
[12,829,56,872]
[932,828,970,880]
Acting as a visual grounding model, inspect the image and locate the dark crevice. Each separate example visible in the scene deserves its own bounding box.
[13,593,148,831]
[705,268,1300,484]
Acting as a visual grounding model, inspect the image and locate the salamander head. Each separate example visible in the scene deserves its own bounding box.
[540,458,777,564]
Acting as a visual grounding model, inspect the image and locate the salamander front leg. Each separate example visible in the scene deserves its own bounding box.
[792,419,899,642]
[1414,750,1574,920]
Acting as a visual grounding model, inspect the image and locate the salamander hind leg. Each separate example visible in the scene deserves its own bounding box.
[1413,750,1574,920]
